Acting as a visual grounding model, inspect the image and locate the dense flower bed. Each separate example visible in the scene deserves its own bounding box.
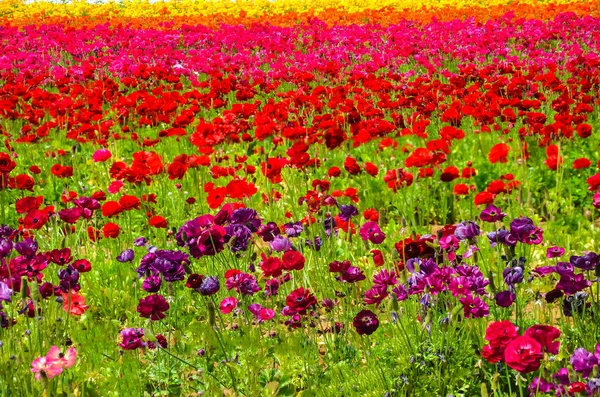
[1,2,600,396]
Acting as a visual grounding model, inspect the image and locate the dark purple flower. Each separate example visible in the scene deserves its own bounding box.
[116,249,135,263]
[230,208,261,232]
[226,272,260,296]
[487,229,517,247]
[454,221,481,241]
[305,236,322,251]
[338,266,366,283]
[14,238,37,257]
[38,282,55,299]
[142,275,162,293]
[199,276,220,296]
[503,267,524,286]
[495,290,516,307]
[176,215,227,258]
[258,222,279,242]
[555,261,574,276]
[552,368,570,385]
[57,265,80,293]
[0,225,15,238]
[134,237,147,247]
[479,204,506,223]
[323,216,337,237]
[225,224,252,252]
[339,205,358,221]
[556,273,591,295]
[510,217,543,245]
[528,378,554,395]
[571,348,597,378]
[353,309,379,335]
[137,250,189,282]
[570,252,599,271]
[265,278,280,296]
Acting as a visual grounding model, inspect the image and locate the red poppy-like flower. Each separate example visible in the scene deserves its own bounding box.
[63,292,88,316]
[440,166,459,182]
[137,294,169,321]
[12,174,35,190]
[72,259,91,273]
[207,187,227,209]
[364,162,378,177]
[504,335,543,374]
[102,222,121,239]
[101,201,123,217]
[353,309,379,335]
[485,320,519,347]
[474,192,495,205]
[260,255,283,278]
[488,143,510,164]
[576,123,592,138]
[524,325,560,354]
[24,210,48,230]
[119,195,141,211]
[453,183,469,195]
[15,196,43,214]
[573,158,592,170]
[167,161,188,180]
[0,153,16,174]
[371,249,384,266]
[344,156,361,175]
[328,167,341,178]
[149,216,168,228]
[282,250,305,271]
[285,287,317,315]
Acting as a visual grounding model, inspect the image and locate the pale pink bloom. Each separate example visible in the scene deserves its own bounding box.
[46,346,77,369]
[92,149,112,163]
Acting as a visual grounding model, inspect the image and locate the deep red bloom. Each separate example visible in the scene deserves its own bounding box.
[137,294,169,321]
[260,255,283,278]
[101,201,123,217]
[524,325,560,354]
[285,287,317,315]
[102,222,121,238]
[485,320,519,348]
[344,157,361,175]
[353,309,379,335]
[23,210,48,230]
[282,250,305,271]
[119,195,141,210]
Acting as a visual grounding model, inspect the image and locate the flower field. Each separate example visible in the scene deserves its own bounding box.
[2,0,600,395]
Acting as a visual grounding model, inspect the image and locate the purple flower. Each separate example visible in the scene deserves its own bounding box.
[14,238,37,257]
[120,328,146,350]
[73,197,100,219]
[571,348,597,378]
[142,275,162,293]
[570,252,599,271]
[372,269,397,287]
[225,224,252,252]
[284,221,303,237]
[546,246,565,258]
[134,237,147,247]
[528,378,554,395]
[552,368,570,385]
[270,235,291,252]
[487,229,517,247]
[454,221,480,241]
[479,204,506,223]
[265,278,280,296]
[57,265,80,293]
[359,222,385,244]
[509,217,543,245]
[199,276,220,296]
[392,284,408,301]
[363,285,388,307]
[339,205,358,221]
[0,238,13,258]
[305,236,322,251]
[226,272,260,296]
[556,273,591,295]
[137,250,189,282]
[0,281,12,302]
[248,304,275,322]
[503,267,524,286]
[353,309,379,335]
[495,290,516,307]
[176,215,227,258]
[338,266,366,283]
[230,208,261,232]
[258,222,280,242]
[323,216,336,237]
[116,249,135,263]
[459,294,489,318]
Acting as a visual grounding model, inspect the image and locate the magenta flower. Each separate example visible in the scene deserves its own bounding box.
[459,294,489,318]
[359,222,386,244]
[137,294,170,321]
[219,297,238,314]
[92,149,112,162]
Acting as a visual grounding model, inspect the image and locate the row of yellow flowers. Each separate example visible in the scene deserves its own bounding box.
[0,0,598,27]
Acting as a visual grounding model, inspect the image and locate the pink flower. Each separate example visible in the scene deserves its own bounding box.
[219,297,238,314]
[108,180,123,194]
[92,149,112,163]
[31,355,63,380]
[46,346,77,369]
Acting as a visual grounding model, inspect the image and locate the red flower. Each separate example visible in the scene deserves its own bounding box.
[101,201,123,217]
[453,183,469,195]
[282,250,305,271]
[488,143,510,164]
[474,192,495,205]
[149,216,168,228]
[328,167,341,178]
[102,222,121,238]
[285,287,317,315]
[12,174,35,190]
[353,309,379,336]
[167,161,188,180]
[207,187,227,209]
[504,335,543,374]
[573,158,592,170]
[364,162,379,177]
[485,320,518,347]
[119,195,141,210]
[371,249,384,266]
[15,196,43,214]
[576,123,592,138]
[344,156,361,175]
[440,166,459,182]
[23,210,48,230]
[260,255,283,278]
[0,153,16,174]
[524,325,560,354]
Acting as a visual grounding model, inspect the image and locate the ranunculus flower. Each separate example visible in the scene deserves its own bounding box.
[92,149,112,162]
[504,335,543,374]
